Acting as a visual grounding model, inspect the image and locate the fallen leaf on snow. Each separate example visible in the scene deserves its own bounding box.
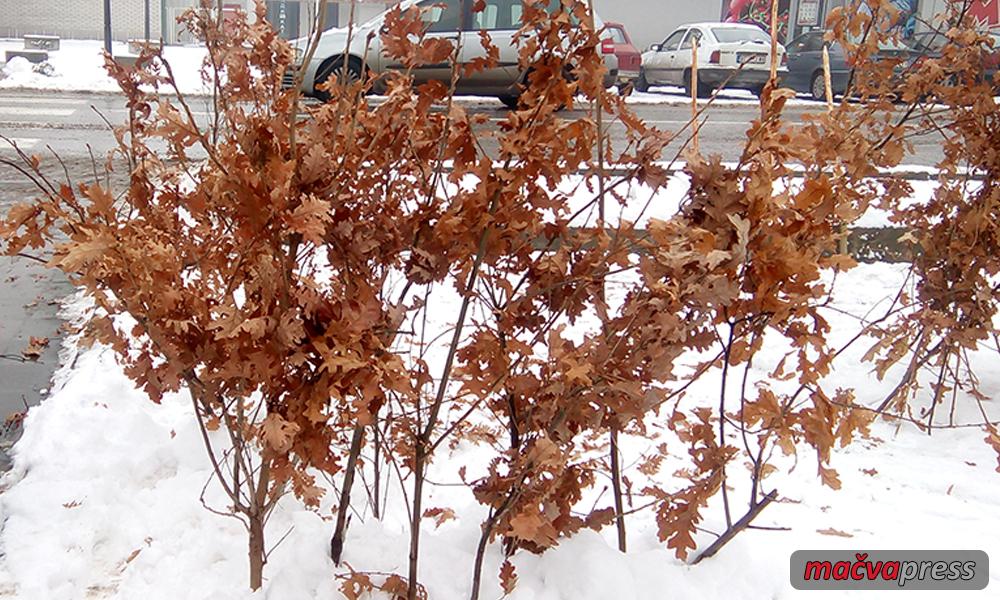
[817,527,854,538]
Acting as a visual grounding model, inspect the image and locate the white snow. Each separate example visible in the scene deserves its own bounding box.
[0,39,211,96]
[625,85,826,108]
[0,258,997,600]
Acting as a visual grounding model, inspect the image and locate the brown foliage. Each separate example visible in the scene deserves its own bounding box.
[2,0,999,596]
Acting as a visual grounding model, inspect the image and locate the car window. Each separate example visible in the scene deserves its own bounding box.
[661,30,686,51]
[492,0,581,26]
[787,34,808,52]
[680,28,703,50]
[418,0,464,33]
[842,31,912,52]
[607,26,627,44]
[711,27,771,44]
[472,0,523,31]
[788,32,823,53]
[804,31,826,52]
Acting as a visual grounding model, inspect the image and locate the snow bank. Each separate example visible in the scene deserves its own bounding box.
[625,86,828,107]
[0,263,997,599]
[0,39,211,96]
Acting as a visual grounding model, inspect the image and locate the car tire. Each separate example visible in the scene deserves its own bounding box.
[684,70,712,99]
[315,58,363,103]
[635,69,650,93]
[510,67,574,111]
[810,71,827,102]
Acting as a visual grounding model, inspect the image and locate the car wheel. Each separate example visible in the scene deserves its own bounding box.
[512,67,573,111]
[810,72,827,102]
[635,69,650,93]
[315,58,363,102]
[498,94,520,110]
[684,70,712,99]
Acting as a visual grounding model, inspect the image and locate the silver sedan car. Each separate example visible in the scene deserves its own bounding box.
[286,0,619,108]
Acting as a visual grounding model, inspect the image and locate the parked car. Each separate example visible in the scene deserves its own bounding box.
[604,22,641,85]
[784,30,912,100]
[287,0,619,108]
[909,29,1000,91]
[634,22,787,98]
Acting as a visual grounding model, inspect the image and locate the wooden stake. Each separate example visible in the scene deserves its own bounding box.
[691,35,699,153]
[823,45,834,110]
[769,0,779,83]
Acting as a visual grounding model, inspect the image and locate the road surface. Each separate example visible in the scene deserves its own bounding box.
[0,88,949,165]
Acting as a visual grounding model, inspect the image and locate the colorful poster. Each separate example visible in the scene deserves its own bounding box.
[890,0,919,38]
[721,0,792,42]
[855,0,919,38]
[965,0,1000,28]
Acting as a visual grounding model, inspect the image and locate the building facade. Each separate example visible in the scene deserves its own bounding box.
[0,0,392,44]
[1,1,994,46]
[784,0,999,43]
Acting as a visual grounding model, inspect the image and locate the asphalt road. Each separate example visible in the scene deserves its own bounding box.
[0,88,949,165]
[0,87,948,453]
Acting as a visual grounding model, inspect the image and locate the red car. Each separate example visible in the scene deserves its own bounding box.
[605,22,641,85]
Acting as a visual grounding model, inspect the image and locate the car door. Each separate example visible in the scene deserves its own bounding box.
[676,27,704,85]
[460,0,522,93]
[408,0,465,86]
[644,29,686,85]
[785,31,822,91]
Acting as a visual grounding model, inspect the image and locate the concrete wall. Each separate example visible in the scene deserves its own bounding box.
[0,0,393,44]
[593,1,723,50]
[0,0,165,41]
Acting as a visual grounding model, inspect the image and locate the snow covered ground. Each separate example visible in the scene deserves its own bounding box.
[625,86,827,108]
[0,260,997,599]
[0,40,210,96]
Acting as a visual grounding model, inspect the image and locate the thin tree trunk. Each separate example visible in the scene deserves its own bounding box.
[408,444,427,600]
[248,512,266,590]
[248,453,272,590]
[469,510,497,600]
[331,423,366,564]
[372,421,381,520]
[609,427,627,552]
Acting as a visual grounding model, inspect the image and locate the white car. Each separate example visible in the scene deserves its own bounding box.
[635,22,787,98]
[286,0,619,108]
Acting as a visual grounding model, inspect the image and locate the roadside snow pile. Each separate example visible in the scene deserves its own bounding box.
[0,40,210,95]
[0,57,33,76]
[626,86,824,107]
[0,262,997,599]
